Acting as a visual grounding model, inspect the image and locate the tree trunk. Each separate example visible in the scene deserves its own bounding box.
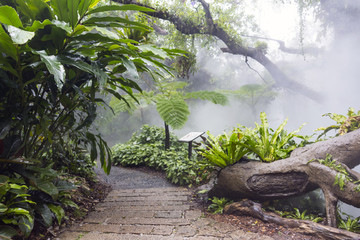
[224,199,360,240]
[209,128,360,227]
[164,122,170,150]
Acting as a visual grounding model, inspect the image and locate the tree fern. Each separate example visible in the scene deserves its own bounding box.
[156,94,190,129]
[185,91,228,105]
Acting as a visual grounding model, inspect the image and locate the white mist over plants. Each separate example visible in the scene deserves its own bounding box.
[95,0,360,218]
[174,2,360,139]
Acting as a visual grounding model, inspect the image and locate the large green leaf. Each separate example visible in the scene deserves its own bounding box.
[48,204,65,225]
[36,50,65,88]
[25,19,53,31]
[156,95,190,129]
[120,55,139,80]
[15,0,53,22]
[87,4,155,15]
[7,25,35,44]
[36,203,53,227]
[83,16,152,31]
[50,0,70,27]
[0,225,18,240]
[32,178,59,200]
[78,0,100,18]
[0,6,23,28]
[0,26,17,60]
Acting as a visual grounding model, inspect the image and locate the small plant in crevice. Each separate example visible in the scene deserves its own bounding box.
[316,107,360,140]
[309,154,360,191]
[286,208,323,223]
[337,209,360,233]
[207,197,233,214]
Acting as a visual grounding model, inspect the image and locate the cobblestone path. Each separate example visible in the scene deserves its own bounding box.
[56,167,274,240]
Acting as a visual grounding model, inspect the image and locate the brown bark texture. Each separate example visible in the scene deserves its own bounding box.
[209,128,360,228]
[224,200,360,240]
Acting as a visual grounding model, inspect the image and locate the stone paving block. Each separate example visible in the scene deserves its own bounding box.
[110,187,187,194]
[189,236,222,240]
[106,217,190,226]
[151,225,174,235]
[103,199,186,206]
[174,225,197,237]
[65,232,184,240]
[69,223,154,235]
[109,191,189,197]
[86,209,154,219]
[96,204,190,211]
[154,210,183,218]
[108,195,188,201]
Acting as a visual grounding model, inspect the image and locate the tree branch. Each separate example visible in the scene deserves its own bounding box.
[114,0,323,102]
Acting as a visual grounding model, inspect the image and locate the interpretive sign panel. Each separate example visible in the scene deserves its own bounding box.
[179,132,205,142]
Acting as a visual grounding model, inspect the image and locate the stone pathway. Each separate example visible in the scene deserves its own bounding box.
[56,167,274,240]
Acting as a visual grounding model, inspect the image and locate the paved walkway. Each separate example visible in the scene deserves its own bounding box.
[56,167,274,240]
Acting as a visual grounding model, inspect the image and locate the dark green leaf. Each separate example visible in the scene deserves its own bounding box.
[87,4,155,15]
[0,6,23,28]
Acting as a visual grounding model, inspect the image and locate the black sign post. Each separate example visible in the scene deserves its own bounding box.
[179,132,205,159]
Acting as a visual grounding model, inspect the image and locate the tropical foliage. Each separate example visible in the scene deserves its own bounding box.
[207,197,233,214]
[316,107,360,139]
[109,80,228,130]
[0,0,180,237]
[274,208,323,223]
[200,112,307,167]
[112,125,212,185]
[309,154,360,192]
[199,130,248,168]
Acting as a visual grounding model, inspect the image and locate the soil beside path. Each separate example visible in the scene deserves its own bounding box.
[55,165,275,240]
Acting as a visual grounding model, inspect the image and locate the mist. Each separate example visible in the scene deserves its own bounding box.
[96,1,360,216]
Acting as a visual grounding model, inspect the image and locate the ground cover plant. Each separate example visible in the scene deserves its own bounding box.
[112,125,212,185]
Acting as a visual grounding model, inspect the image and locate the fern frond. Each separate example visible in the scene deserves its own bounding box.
[158,81,188,91]
[185,91,228,105]
[156,95,190,129]
[109,94,141,114]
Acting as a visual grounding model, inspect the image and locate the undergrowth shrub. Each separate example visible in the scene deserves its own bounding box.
[200,112,309,167]
[112,125,212,185]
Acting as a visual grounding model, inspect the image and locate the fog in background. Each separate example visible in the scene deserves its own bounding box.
[99,1,360,143]
[95,1,360,217]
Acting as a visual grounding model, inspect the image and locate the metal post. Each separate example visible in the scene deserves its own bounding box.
[188,141,192,159]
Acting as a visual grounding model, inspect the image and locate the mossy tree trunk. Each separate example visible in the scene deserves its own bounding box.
[209,128,360,229]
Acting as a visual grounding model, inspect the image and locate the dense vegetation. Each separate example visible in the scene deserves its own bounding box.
[112,125,212,185]
[0,0,180,238]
